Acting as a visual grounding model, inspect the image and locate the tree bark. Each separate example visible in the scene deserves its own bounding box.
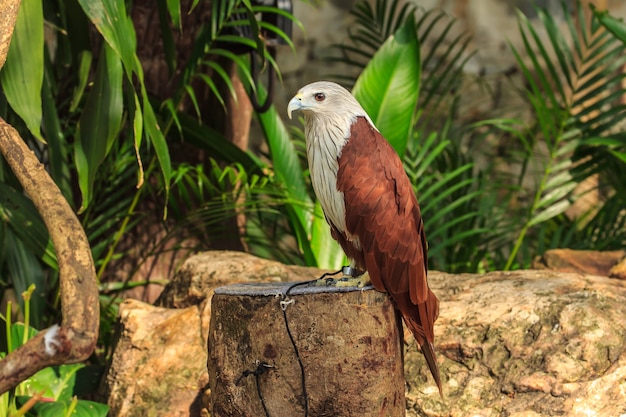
[0,0,98,394]
[0,119,99,393]
[0,0,20,70]
[208,282,406,417]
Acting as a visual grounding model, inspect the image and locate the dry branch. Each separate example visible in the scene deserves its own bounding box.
[0,0,98,394]
[0,119,99,393]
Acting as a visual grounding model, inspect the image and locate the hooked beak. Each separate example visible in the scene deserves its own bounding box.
[287,93,304,119]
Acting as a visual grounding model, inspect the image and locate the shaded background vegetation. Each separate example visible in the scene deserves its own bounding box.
[0,0,625,413]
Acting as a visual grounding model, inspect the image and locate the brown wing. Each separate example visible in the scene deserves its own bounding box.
[336,116,441,393]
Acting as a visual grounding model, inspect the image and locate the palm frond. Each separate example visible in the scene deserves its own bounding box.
[404,130,499,272]
[183,0,299,105]
[503,1,626,269]
[327,0,418,85]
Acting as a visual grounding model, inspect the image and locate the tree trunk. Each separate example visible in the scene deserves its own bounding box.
[208,282,406,417]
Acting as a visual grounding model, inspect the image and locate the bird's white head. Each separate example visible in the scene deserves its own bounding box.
[287,81,370,123]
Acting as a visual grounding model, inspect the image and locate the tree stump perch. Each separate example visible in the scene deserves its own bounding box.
[208,282,406,417]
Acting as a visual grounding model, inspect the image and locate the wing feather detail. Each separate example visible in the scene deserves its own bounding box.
[335,117,441,392]
[337,117,430,303]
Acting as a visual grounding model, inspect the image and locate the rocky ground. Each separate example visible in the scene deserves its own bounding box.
[102,250,626,417]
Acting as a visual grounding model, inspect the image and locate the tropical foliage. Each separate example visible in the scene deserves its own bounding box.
[0,0,301,407]
[329,0,626,271]
[0,286,108,416]
[0,0,625,406]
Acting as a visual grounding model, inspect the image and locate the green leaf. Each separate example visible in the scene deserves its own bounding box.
[352,13,420,156]
[310,201,346,270]
[255,89,311,215]
[253,82,317,264]
[0,0,44,141]
[17,397,109,417]
[0,183,57,270]
[77,0,137,78]
[20,363,84,401]
[166,0,182,30]
[7,321,37,353]
[42,65,71,200]
[4,234,46,329]
[157,0,177,75]
[75,43,124,212]
[141,87,172,206]
[528,200,572,227]
[176,112,263,173]
[69,51,93,112]
[594,7,626,44]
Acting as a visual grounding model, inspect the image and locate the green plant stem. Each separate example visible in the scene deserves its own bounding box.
[64,396,79,417]
[503,141,560,271]
[95,183,144,281]
[4,302,11,354]
[21,284,35,346]
[504,223,530,271]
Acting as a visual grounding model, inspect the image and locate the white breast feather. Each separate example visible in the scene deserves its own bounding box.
[305,115,353,234]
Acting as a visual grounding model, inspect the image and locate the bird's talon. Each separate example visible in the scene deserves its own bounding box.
[315,277,337,287]
[334,272,371,288]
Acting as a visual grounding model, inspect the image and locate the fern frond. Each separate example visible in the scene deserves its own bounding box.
[504,1,626,269]
[404,131,499,272]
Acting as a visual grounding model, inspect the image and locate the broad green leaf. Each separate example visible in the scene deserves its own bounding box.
[0,389,7,417]
[352,13,420,156]
[75,43,124,212]
[252,82,317,264]
[255,86,312,224]
[42,66,71,200]
[69,51,93,112]
[19,363,84,401]
[166,0,182,30]
[0,0,44,141]
[77,0,137,78]
[8,321,37,353]
[79,0,173,201]
[310,201,346,270]
[17,397,109,417]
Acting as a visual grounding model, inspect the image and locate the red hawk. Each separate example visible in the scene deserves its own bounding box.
[288,81,442,395]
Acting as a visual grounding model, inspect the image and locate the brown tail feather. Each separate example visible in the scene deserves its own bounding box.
[420,340,443,399]
[403,313,443,398]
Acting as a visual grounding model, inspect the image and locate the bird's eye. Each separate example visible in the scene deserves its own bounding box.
[314,93,325,102]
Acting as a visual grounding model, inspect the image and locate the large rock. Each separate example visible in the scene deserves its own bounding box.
[102,299,210,417]
[103,251,325,416]
[408,270,626,417]
[532,248,626,277]
[103,251,626,416]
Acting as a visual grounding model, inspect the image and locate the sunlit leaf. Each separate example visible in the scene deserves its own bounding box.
[310,201,346,270]
[0,0,44,141]
[77,0,137,77]
[352,14,420,156]
[16,396,109,417]
[75,43,124,212]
